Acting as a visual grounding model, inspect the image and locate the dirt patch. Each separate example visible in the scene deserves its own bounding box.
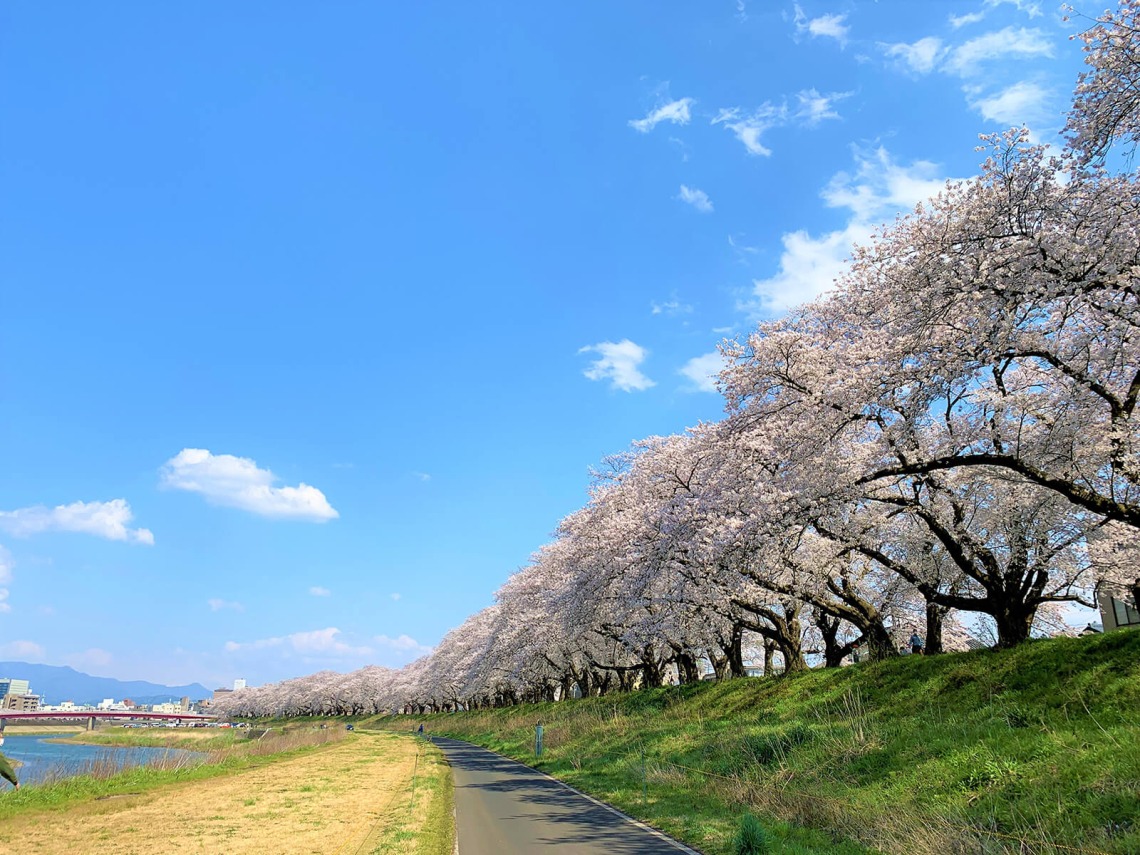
[0,732,422,854]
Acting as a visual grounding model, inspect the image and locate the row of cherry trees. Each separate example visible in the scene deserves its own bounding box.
[214,3,1140,720]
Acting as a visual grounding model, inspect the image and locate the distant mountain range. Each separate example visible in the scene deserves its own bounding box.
[0,662,212,706]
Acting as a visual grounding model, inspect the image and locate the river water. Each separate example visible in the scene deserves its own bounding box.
[1,734,203,786]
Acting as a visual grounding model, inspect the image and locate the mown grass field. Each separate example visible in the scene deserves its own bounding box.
[0,728,453,854]
[378,629,1140,855]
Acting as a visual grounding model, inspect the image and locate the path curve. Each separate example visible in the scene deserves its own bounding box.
[431,737,699,854]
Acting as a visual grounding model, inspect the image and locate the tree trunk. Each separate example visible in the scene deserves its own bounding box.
[925,601,947,655]
[710,653,731,681]
[864,621,898,660]
[993,603,1035,648]
[728,623,747,678]
[816,612,850,668]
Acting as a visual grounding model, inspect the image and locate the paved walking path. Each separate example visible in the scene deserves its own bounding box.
[431,737,698,854]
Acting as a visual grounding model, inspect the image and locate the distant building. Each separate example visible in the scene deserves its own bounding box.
[212,688,233,700]
[0,679,30,698]
[3,694,40,712]
[180,696,191,713]
[233,678,247,691]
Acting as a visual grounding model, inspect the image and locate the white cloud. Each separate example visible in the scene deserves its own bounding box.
[881,37,945,74]
[651,298,693,316]
[712,105,785,156]
[629,97,695,133]
[412,472,432,482]
[309,586,331,597]
[967,80,1051,127]
[225,627,372,658]
[794,89,850,125]
[820,147,947,222]
[949,11,985,28]
[0,500,153,545]
[678,185,714,213]
[579,340,655,392]
[374,634,433,656]
[736,0,748,22]
[751,147,953,313]
[794,4,850,46]
[161,448,338,522]
[944,27,1052,76]
[0,546,12,585]
[679,352,725,394]
[208,598,244,612]
[986,0,1041,18]
[0,590,9,614]
[390,592,402,601]
[0,640,45,661]
[73,647,113,669]
[728,234,759,257]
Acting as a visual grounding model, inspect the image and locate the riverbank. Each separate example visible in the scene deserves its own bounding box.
[378,630,1140,855]
[52,727,241,750]
[2,725,83,736]
[0,731,452,854]
[0,726,341,818]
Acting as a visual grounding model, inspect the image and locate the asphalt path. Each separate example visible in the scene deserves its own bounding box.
[431,737,700,854]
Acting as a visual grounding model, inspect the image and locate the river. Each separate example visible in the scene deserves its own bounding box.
[1,734,203,786]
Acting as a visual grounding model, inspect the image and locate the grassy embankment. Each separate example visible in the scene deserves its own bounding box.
[382,629,1140,855]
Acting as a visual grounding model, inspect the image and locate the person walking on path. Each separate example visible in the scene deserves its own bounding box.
[909,631,925,656]
[0,737,19,790]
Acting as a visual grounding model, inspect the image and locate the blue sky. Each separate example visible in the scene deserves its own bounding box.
[0,1,1090,688]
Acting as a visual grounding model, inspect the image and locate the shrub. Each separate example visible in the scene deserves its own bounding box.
[733,812,770,855]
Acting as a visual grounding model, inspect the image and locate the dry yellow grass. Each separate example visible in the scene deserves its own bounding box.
[0,732,428,854]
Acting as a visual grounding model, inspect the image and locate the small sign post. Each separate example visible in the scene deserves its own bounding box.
[535,723,544,757]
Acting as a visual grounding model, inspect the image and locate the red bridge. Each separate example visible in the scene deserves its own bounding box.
[0,710,218,730]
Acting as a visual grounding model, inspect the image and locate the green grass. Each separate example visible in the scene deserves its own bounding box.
[371,630,1140,855]
[368,736,455,855]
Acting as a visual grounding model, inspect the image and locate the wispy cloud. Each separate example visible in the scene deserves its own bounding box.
[986,0,1041,18]
[0,500,154,545]
[651,298,693,316]
[208,598,244,612]
[73,647,113,669]
[225,627,372,657]
[412,472,432,482]
[629,97,695,133]
[881,37,945,74]
[750,146,953,313]
[728,234,759,258]
[677,185,714,213]
[309,586,331,597]
[390,592,402,601]
[793,4,849,46]
[0,640,45,661]
[944,27,1052,76]
[949,11,985,28]
[712,105,785,156]
[374,633,433,656]
[579,340,655,392]
[794,89,850,125]
[679,352,725,394]
[161,449,338,522]
[967,79,1051,127]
